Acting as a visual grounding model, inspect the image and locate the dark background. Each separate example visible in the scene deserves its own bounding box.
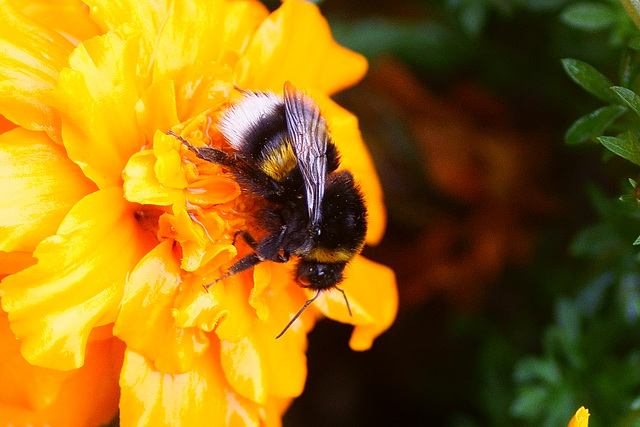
[276,0,631,425]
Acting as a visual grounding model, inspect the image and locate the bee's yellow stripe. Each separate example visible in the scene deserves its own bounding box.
[259,141,297,181]
[308,247,356,263]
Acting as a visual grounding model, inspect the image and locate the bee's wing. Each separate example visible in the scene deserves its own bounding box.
[283,81,328,228]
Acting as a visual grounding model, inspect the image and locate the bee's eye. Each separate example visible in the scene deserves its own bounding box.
[296,260,345,290]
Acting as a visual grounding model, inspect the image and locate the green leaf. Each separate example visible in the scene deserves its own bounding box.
[598,132,640,165]
[510,385,549,418]
[565,105,627,145]
[560,2,616,31]
[513,357,561,384]
[562,58,617,103]
[631,394,640,410]
[556,299,580,342]
[634,234,640,245]
[458,0,487,36]
[612,86,640,116]
[619,48,640,88]
[570,223,619,256]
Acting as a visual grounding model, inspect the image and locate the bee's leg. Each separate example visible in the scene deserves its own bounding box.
[205,229,289,290]
[167,130,233,165]
[233,230,258,249]
[276,250,290,263]
[234,231,288,263]
[204,253,262,290]
[253,225,289,263]
[167,130,284,197]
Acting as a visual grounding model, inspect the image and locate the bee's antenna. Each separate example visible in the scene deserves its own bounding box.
[335,286,353,317]
[276,289,322,339]
[233,84,252,96]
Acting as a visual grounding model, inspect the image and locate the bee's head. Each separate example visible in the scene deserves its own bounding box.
[296,259,346,290]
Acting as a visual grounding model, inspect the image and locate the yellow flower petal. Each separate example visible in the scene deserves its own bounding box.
[11,0,102,45]
[0,127,96,253]
[236,0,368,94]
[0,0,73,140]
[56,29,145,189]
[1,187,155,370]
[154,130,190,189]
[85,0,268,84]
[567,406,590,427]
[212,274,255,341]
[123,150,185,206]
[159,208,236,272]
[137,79,180,143]
[120,346,264,426]
[314,256,398,351]
[114,240,209,374]
[0,310,122,426]
[175,62,235,120]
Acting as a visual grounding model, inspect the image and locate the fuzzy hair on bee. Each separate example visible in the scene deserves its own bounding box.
[168,81,367,338]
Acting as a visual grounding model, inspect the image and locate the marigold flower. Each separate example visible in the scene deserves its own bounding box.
[567,406,590,427]
[0,0,397,425]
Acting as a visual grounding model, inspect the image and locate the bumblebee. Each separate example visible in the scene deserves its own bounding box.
[168,81,367,338]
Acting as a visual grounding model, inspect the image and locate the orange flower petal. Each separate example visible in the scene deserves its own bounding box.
[218,265,310,402]
[247,263,312,399]
[114,240,209,374]
[186,175,242,206]
[1,188,155,370]
[10,0,102,45]
[567,407,590,427]
[236,0,368,94]
[220,335,267,403]
[56,29,145,189]
[0,114,17,134]
[172,274,230,332]
[220,331,307,403]
[120,346,263,426]
[0,310,123,427]
[220,301,309,402]
[250,262,314,335]
[314,256,398,351]
[0,251,36,278]
[0,128,96,253]
[0,0,73,140]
